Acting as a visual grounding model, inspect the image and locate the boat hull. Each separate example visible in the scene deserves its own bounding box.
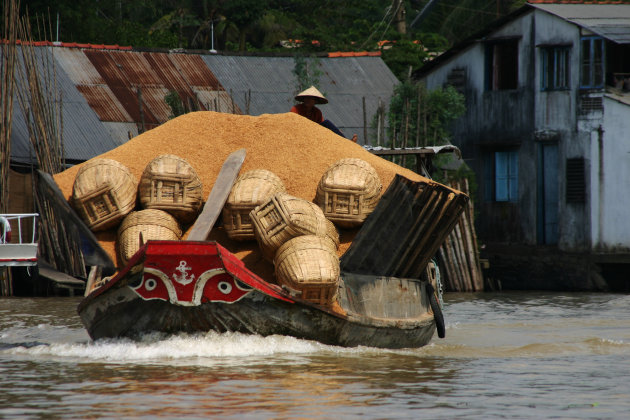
[78,241,437,349]
[79,286,436,348]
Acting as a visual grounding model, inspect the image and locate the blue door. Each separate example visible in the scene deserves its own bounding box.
[537,143,559,244]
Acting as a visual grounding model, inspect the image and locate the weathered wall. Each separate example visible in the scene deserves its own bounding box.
[591,97,630,252]
[534,11,592,251]
[422,12,537,245]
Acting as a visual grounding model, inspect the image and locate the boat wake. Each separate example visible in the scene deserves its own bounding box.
[1,328,400,366]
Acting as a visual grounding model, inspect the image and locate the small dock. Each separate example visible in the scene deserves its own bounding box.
[38,262,85,297]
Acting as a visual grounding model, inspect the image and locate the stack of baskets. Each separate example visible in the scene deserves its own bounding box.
[274,235,340,306]
[250,192,341,306]
[250,192,338,261]
[72,154,203,267]
[138,154,203,224]
[72,158,138,231]
[117,209,182,266]
[315,158,382,228]
[223,169,286,241]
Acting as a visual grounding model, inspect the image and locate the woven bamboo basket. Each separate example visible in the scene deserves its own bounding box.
[324,217,340,250]
[117,209,182,266]
[223,169,286,241]
[315,158,382,228]
[250,193,332,261]
[138,154,203,224]
[274,235,340,306]
[72,158,138,232]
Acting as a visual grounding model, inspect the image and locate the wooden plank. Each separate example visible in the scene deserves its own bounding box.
[341,175,468,279]
[187,148,246,241]
[84,265,102,297]
[38,262,85,287]
[36,171,115,274]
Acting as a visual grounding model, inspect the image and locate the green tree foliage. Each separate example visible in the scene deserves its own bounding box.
[221,0,269,51]
[387,80,465,148]
[385,80,467,179]
[292,54,322,94]
[381,39,428,81]
[15,1,527,54]
[165,91,185,119]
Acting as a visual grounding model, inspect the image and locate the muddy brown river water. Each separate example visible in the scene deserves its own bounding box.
[1,292,628,419]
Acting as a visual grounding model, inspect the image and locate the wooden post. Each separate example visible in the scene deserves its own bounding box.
[402,98,410,167]
[379,99,385,147]
[416,86,421,147]
[362,96,367,144]
[137,87,145,133]
[376,107,382,146]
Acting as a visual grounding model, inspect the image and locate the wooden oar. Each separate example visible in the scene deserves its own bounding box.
[187,148,246,241]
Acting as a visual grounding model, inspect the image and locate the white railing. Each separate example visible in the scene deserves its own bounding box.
[0,213,39,266]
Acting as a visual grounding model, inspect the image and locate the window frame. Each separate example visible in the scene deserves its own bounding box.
[494,150,519,202]
[485,149,519,203]
[485,38,520,91]
[580,36,605,89]
[541,46,570,91]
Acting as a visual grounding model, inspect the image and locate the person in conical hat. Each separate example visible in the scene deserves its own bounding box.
[290,86,358,142]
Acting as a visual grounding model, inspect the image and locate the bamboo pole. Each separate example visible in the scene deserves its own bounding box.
[465,179,484,290]
[13,9,85,279]
[452,222,471,291]
[1,0,19,214]
[402,97,410,167]
[444,230,462,291]
[439,239,458,291]
[454,181,474,289]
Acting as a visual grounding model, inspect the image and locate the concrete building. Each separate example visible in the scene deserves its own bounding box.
[415,1,630,291]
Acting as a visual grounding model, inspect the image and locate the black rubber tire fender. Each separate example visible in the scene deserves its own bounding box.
[426,282,445,338]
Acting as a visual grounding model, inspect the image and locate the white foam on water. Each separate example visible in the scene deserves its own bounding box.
[3,329,391,366]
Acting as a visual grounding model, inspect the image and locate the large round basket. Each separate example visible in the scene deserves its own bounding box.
[315,158,382,228]
[250,193,331,261]
[223,169,286,241]
[72,158,138,232]
[117,209,182,266]
[274,235,340,306]
[138,154,203,224]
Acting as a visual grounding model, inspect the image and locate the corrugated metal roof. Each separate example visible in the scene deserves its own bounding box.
[8,46,121,164]
[415,3,630,79]
[532,4,630,43]
[9,46,398,165]
[76,85,133,122]
[202,55,398,142]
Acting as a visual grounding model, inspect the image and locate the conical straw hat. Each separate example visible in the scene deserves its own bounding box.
[295,86,328,104]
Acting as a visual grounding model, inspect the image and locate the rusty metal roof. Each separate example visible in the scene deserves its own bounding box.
[8,46,120,164]
[9,45,398,166]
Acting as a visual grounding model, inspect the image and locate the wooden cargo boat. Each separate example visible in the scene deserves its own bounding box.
[78,240,444,348]
[76,173,467,348]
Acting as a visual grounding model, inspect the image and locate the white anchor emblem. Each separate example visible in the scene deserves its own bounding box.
[172,260,195,285]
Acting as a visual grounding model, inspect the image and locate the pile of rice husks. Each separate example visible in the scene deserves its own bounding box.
[53,111,430,281]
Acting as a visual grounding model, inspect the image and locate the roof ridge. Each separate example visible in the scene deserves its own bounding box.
[1,39,382,57]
